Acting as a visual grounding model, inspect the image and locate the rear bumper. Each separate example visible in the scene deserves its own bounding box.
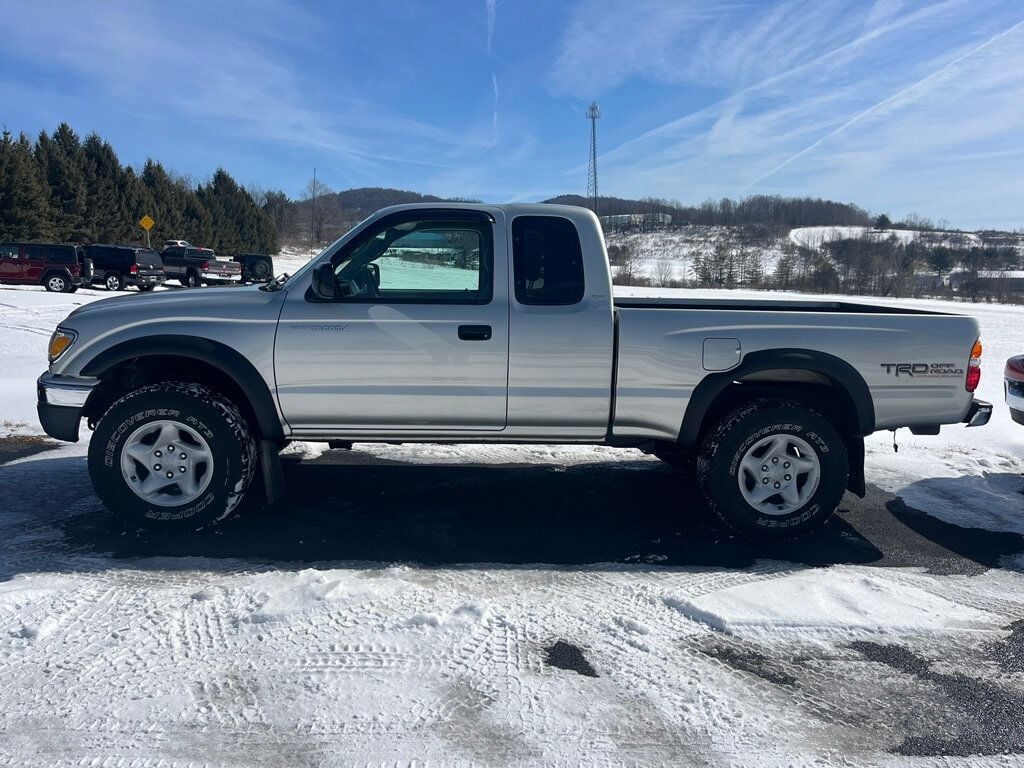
[963,399,993,428]
[36,372,99,442]
[201,272,241,284]
[127,274,166,287]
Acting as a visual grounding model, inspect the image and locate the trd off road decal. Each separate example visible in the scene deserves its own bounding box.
[880,362,965,378]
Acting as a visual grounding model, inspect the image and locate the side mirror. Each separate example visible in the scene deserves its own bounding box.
[311,263,336,300]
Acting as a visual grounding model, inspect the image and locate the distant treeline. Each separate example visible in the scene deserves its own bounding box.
[545,193,873,229]
[264,187,877,248]
[0,123,276,254]
[256,186,475,247]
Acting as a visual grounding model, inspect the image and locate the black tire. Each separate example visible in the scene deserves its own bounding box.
[104,272,123,291]
[183,270,200,288]
[43,272,69,293]
[696,399,848,539]
[67,285,79,293]
[88,382,257,531]
[137,284,155,292]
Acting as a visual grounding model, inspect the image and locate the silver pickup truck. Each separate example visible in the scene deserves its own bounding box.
[37,204,991,538]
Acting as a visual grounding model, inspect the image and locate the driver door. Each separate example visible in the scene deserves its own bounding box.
[275,209,509,434]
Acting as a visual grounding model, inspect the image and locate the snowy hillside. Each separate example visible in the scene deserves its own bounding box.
[789,226,986,250]
[607,227,789,284]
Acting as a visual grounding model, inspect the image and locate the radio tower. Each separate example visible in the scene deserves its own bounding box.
[586,101,600,216]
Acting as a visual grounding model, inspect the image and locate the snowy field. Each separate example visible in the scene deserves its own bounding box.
[1,280,1023,765]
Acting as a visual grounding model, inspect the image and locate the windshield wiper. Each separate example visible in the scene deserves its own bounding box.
[261,273,291,292]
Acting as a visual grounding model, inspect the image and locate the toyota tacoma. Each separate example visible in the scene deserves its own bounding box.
[37,204,992,537]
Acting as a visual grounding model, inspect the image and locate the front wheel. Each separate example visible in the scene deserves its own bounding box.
[88,382,257,531]
[697,399,848,539]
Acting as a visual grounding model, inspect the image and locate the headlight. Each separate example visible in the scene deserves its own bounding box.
[48,328,78,362]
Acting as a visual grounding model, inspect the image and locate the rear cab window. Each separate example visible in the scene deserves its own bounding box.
[135,249,163,268]
[511,216,585,306]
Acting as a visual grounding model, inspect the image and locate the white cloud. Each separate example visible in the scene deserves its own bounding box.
[549,0,1024,228]
[1,1,465,181]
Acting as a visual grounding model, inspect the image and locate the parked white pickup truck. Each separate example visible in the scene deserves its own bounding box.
[37,204,991,538]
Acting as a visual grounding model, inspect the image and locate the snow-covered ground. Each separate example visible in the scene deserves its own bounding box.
[2,281,1023,765]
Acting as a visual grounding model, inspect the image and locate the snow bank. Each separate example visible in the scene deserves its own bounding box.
[668,566,1001,637]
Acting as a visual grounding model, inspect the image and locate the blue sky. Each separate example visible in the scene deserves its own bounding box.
[2,0,1023,228]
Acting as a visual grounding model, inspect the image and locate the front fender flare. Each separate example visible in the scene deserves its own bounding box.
[79,334,283,441]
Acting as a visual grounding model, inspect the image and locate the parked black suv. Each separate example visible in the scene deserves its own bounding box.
[0,243,92,292]
[234,253,275,283]
[83,245,166,291]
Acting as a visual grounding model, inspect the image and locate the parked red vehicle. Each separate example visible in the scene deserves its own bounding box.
[0,242,92,292]
[1006,356,1024,425]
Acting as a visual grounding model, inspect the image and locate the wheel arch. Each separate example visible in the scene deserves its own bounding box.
[679,349,873,498]
[41,268,72,286]
[80,335,283,441]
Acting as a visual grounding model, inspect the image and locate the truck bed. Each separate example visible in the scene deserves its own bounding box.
[613,295,949,315]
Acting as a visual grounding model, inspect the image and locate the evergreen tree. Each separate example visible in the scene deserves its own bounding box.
[0,130,55,240]
[36,124,88,240]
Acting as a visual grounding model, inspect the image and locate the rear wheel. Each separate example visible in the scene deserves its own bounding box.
[88,382,257,531]
[697,399,848,539]
[183,270,200,288]
[137,284,155,292]
[43,273,69,293]
[104,272,124,291]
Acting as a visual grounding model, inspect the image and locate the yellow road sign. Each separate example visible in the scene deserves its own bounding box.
[139,214,155,231]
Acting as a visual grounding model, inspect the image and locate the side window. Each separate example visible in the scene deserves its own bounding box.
[49,246,74,263]
[512,216,585,306]
[25,244,49,261]
[0,244,19,259]
[334,218,492,303]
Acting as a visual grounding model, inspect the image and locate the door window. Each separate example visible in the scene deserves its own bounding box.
[333,218,492,304]
[512,216,585,305]
[0,244,20,259]
[24,245,49,260]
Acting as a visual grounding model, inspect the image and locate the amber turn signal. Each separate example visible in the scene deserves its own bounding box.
[48,329,77,362]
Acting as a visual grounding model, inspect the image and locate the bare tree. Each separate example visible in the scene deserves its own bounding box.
[303,172,331,247]
[653,256,674,287]
[615,241,642,286]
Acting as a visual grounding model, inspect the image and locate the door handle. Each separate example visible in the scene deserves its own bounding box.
[458,324,492,341]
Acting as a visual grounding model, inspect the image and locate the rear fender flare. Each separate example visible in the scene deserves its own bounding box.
[679,348,875,448]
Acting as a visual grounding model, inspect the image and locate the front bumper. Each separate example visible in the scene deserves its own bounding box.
[1007,380,1024,425]
[36,372,99,442]
[963,399,993,428]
